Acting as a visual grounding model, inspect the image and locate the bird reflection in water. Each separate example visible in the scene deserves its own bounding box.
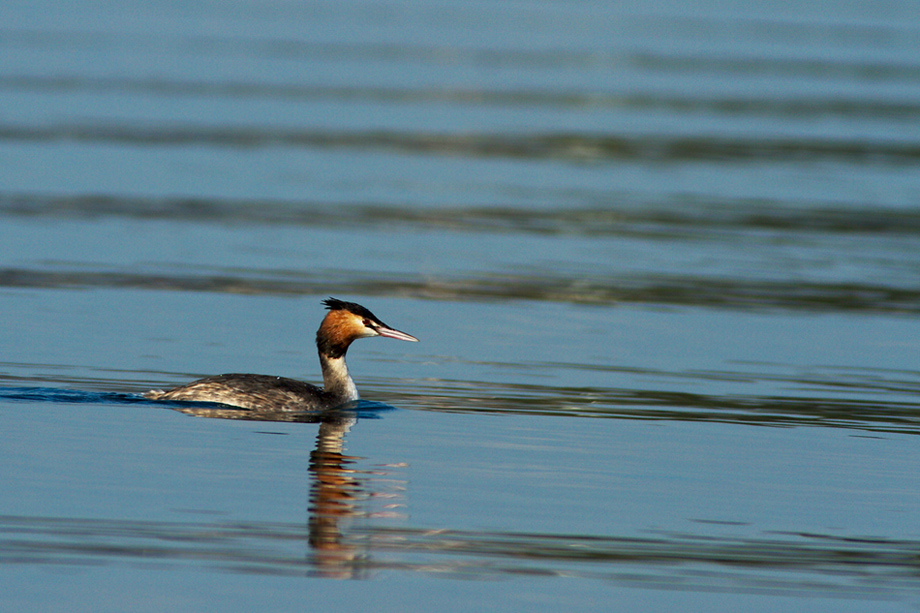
[308,410,366,577]
[171,401,404,578]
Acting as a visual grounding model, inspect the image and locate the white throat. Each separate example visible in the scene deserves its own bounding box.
[320,354,359,401]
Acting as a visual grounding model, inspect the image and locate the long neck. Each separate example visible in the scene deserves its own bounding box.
[318,352,358,402]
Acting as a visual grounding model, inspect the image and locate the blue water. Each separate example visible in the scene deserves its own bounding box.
[2,0,920,611]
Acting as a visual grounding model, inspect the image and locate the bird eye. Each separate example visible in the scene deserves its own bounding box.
[362,318,373,327]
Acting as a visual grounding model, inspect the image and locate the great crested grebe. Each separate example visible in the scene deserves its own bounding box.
[145,298,418,412]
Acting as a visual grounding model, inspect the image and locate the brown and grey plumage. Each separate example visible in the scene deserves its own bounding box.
[144,298,418,412]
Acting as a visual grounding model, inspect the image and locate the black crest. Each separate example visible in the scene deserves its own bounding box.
[322,297,378,322]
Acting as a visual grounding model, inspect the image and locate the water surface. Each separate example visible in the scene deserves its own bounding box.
[1,0,920,611]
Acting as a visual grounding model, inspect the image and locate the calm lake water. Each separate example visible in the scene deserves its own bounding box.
[2,0,920,611]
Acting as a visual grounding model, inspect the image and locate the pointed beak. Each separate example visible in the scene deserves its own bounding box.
[376,325,419,342]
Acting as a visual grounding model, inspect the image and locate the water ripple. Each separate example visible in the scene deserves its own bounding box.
[3,75,920,120]
[372,372,920,435]
[5,193,920,237]
[1,123,917,164]
[0,266,918,314]
[1,514,917,597]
